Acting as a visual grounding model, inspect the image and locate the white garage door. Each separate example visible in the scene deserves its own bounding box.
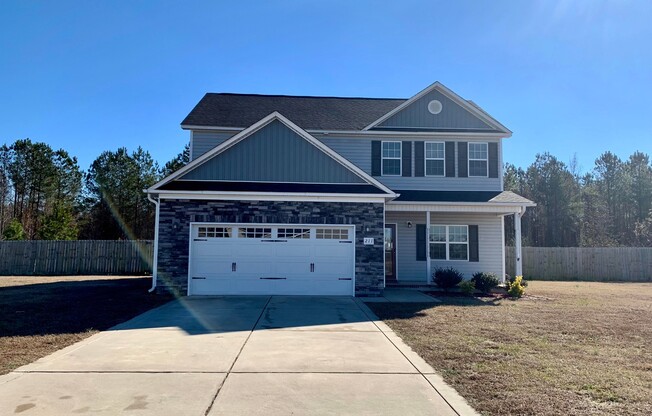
[188,224,355,296]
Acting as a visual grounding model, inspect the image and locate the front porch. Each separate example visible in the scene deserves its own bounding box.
[384,191,534,285]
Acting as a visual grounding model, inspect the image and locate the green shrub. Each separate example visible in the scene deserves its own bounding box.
[506,274,528,288]
[433,267,464,291]
[459,280,476,296]
[471,272,500,293]
[506,275,525,298]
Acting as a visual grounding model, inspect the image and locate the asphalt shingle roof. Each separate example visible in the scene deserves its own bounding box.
[181,93,406,130]
[393,190,534,204]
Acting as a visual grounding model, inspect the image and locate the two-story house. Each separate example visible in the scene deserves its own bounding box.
[146,82,534,296]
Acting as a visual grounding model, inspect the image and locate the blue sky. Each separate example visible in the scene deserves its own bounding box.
[1,0,651,173]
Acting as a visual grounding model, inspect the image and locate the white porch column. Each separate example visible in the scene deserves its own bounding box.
[514,207,526,277]
[426,210,431,282]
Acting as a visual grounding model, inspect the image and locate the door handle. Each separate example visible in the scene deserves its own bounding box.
[310,263,315,272]
[232,262,237,272]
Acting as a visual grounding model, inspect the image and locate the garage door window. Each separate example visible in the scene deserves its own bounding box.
[316,228,349,240]
[198,226,231,238]
[239,227,272,238]
[278,228,310,239]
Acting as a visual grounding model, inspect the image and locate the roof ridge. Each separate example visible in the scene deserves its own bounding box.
[204,92,407,101]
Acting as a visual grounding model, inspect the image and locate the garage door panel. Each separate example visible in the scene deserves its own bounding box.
[240,244,275,257]
[189,224,354,296]
[234,260,271,276]
[191,259,233,277]
[313,263,351,278]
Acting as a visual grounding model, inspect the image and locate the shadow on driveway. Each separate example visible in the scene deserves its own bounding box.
[0,277,173,338]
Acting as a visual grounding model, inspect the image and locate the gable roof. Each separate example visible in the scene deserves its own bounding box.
[363,82,511,135]
[181,93,405,131]
[150,112,397,197]
[179,119,367,184]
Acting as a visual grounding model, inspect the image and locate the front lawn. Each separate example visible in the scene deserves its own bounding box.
[368,281,652,416]
[0,275,173,375]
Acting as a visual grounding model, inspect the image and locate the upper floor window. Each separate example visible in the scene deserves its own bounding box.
[468,143,488,177]
[425,142,445,176]
[382,141,401,176]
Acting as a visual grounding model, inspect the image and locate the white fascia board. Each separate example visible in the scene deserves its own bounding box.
[388,200,536,207]
[386,202,534,213]
[154,190,388,203]
[362,81,511,135]
[152,112,396,197]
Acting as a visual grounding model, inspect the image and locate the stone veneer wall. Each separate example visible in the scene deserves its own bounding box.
[156,199,384,296]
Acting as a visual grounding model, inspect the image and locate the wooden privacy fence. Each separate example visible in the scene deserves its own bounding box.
[0,240,154,276]
[506,246,652,281]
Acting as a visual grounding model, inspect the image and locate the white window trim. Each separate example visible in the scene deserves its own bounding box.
[381,141,402,176]
[424,141,445,177]
[468,142,489,178]
[429,224,469,261]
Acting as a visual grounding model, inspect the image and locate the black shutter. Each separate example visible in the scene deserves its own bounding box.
[414,141,424,177]
[458,142,468,178]
[371,141,381,176]
[416,224,426,261]
[402,141,412,177]
[445,141,455,177]
[488,142,499,178]
[469,225,479,262]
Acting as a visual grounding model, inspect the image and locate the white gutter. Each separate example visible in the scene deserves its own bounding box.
[146,194,160,293]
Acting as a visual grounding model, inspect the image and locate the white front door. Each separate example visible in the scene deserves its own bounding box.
[188,224,355,296]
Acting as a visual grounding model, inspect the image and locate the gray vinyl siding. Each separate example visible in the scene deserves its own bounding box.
[182,120,365,183]
[191,130,236,160]
[316,136,502,191]
[377,89,495,131]
[386,211,504,281]
[386,212,427,281]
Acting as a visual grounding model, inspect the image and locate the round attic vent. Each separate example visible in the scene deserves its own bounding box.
[427,100,443,114]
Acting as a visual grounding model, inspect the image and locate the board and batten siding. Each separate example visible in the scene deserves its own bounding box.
[386,211,504,281]
[376,88,495,131]
[183,121,365,183]
[317,136,502,191]
[191,130,236,160]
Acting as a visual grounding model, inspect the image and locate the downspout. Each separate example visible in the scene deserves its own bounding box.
[147,194,160,293]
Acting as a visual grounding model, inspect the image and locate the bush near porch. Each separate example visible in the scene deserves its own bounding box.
[368,281,652,416]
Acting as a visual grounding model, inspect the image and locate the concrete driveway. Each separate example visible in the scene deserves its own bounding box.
[0,296,477,415]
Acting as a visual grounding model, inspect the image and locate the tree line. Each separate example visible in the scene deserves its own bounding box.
[0,138,188,241]
[504,151,652,247]
[1,138,651,246]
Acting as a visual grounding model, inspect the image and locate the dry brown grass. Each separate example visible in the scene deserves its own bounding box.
[0,275,172,375]
[368,281,652,416]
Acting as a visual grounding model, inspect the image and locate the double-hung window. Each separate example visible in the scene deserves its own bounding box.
[429,225,469,261]
[382,141,401,176]
[425,142,445,176]
[468,143,488,177]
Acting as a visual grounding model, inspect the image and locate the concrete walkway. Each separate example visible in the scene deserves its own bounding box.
[363,288,442,303]
[0,296,477,415]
